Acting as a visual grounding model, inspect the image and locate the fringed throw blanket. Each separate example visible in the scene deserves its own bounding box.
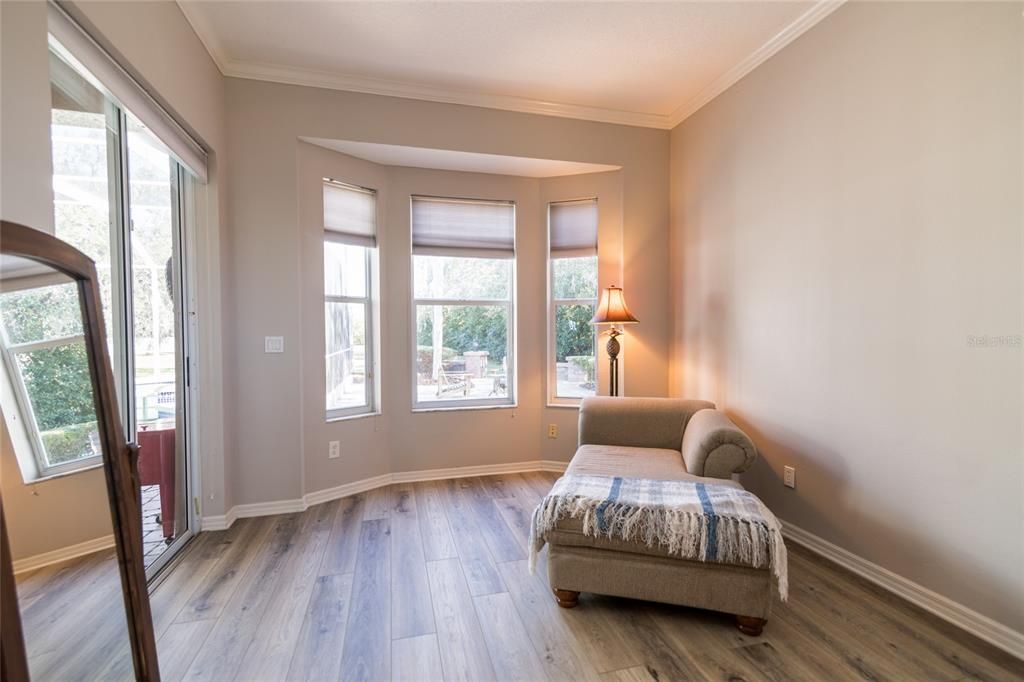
[529,475,788,600]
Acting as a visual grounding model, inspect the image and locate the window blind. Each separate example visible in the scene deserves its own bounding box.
[411,196,515,259]
[47,1,209,182]
[550,199,598,258]
[324,180,377,247]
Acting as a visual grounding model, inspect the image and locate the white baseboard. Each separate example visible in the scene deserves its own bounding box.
[201,459,568,532]
[13,534,116,575]
[782,521,1024,660]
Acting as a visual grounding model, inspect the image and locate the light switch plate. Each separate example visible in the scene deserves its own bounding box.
[783,465,796,489]
[265,336,284,353]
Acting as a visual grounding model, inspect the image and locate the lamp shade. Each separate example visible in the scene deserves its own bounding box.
[591,285,638,324]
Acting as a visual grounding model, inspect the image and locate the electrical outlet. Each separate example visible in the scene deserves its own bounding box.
[329,441,340,459]
[264,336,284,353]
[783,465,796,489]
[547,424,558,439]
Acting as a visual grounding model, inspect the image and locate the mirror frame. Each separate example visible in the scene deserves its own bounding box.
[0,220,160,681]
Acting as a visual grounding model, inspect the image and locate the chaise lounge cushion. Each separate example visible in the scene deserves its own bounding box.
[566,443,743,485]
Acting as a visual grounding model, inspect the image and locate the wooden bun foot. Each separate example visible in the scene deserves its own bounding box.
[735,615,767,636]
[553,589,580,609]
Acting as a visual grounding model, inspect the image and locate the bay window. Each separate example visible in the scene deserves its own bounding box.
[324,180,378,418]
[549,199,599,402]
[411,196,516,409]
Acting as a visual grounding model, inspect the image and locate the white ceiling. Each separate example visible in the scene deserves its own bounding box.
[178,1,843,129]
[301,138,621,177]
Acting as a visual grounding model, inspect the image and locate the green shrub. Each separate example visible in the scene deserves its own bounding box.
[40,421,98,465]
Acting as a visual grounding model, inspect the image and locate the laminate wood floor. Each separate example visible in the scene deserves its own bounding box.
[16,472,1024,681]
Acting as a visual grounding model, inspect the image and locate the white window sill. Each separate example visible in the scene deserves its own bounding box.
[412,403,518,414]
[546,402,583,410]
[326,410,381,424]
[23,460,104,486]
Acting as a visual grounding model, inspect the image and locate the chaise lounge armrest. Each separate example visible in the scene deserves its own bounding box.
[681,409,757,479]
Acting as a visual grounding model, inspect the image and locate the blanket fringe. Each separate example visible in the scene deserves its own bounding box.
[529,488,788,601]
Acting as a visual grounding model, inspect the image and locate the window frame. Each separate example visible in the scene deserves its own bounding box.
[324,244,377,420]
[323,179,379,421]
[0,316,101,478]
[410,198,517,411]
[547,199,600,407]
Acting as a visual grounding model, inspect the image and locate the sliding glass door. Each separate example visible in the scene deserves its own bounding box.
[49,43,196,577]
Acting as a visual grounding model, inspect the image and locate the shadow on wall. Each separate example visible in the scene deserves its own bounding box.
[732,412,1019,625]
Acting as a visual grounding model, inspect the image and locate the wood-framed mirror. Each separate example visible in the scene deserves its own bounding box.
[0,220,159,681]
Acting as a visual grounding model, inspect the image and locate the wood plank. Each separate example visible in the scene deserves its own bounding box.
[599,667,657,682]
[363,485,392,520]
[519,471,558,498]
[427,558,496,681]
[439,479,506,596]
[392,634,445,682]
[493,496,535,549]
[586,598,705,681]
[151,521,257,636]
[646,603,819,682]
[319,493,365,576]
[789,548,1023,680]
[286,573,353,682]
[413,480,458,561]
[154,620,215,682]
[458,477,527,562]
[339,519,391,682]
[234,502,335,681]
[182,513,302,681]
[474,591,549,681]
[390,485,436,639]
[496,560,601,681]
[174,517,272,624]
[14,472,1024,682]
[474,474,517,499]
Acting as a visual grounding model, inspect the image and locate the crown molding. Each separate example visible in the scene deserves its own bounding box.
[223,58,673,129]
[667,0,846,126]
[177,0,845,131]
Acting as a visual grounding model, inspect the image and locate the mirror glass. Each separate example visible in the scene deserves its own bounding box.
[0,255,134,680]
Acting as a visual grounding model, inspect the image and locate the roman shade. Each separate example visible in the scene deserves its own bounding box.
[411,196,515,259]
[324,180,377,247]
[550,199,598,258]
[47,1,209,182]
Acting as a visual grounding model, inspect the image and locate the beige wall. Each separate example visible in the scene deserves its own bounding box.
[226,77,669,506]
[0,0,229,559]
[670,1,1023,631]
[296,144,626,492]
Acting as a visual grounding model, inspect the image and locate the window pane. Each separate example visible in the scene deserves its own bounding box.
[552,256,598,300]
[0,283,83,345]
[555,303,596,398]
[14,341,99,467]
[127,114,179,433]
[414,255,510,300]
[326,302,368,411]
[50,51,116,334]
[325,242,367,298]
[415,304,508,402]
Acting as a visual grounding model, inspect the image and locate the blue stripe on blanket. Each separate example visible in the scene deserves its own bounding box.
[595,476,623,533]
[696,483,718,561]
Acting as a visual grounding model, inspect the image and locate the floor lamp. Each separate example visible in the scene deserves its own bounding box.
[591,285,638,397]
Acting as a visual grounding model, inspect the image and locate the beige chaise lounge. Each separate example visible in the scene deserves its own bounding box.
[544,396,775,635]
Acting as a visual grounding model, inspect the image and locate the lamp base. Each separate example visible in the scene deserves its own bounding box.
[606,328,622,397]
